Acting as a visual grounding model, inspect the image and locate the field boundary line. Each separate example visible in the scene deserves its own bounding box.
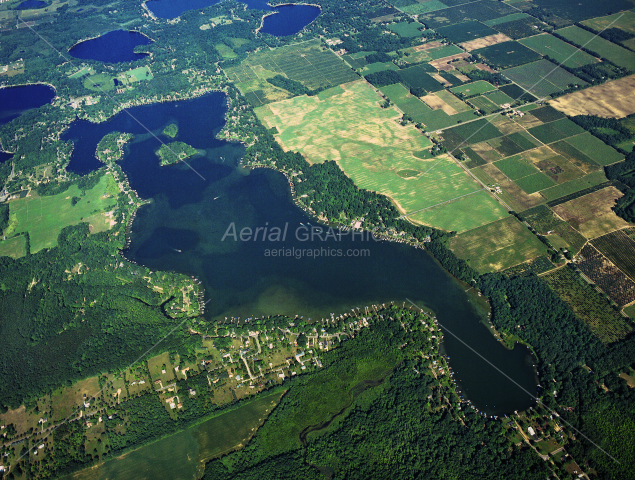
[401,187,485,217]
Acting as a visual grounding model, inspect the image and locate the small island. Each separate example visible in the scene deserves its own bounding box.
[162,123,178,138]
[95,132,133,163]
[156,141,198,166]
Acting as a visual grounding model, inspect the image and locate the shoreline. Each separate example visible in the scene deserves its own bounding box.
[255,3,322,35]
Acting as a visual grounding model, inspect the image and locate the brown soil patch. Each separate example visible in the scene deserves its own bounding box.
[549,75,635,119]
[475,63,497,73]
[460,33,512,52]
[432,73,452,87]
[415,41,443,52]
[430,53,470,70]
[421,93,457,115]
[551,187,630,239]
[471,142,502,163]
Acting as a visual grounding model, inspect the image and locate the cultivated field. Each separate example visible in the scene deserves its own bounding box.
[548,75,635,119]
[543,267,633,344]
[576,244,635,307]
[8,173,118,253]
[557,25,635,70]
[582,11,635,49]
[460,33,512,52]
[257,80,506,231]
[519,34,598,69]
[503,60,587,97]
[448,216,546,272]
[473,41,542,69]
[223,39,358,106]
[592,228,635,281]
[520,205,587,252]
[551,187,630,239]
[450,80,496,98]
[564,133,624,166]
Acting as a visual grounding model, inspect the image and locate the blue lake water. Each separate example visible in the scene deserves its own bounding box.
[68,30,152,63]
[62,93,537,415]
[16,0,47,9]
[145,0,273,19]
[0,84,56,128]
[260,4,320,37]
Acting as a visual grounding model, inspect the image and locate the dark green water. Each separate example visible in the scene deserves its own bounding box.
[64,93,537,415]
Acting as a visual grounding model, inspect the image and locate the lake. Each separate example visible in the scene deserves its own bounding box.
[64,92,537,416]
[260,4,321,37]
[68,30,152,63]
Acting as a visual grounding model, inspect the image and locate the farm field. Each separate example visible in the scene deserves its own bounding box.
[551,187,630,239]
[556,26,635,71]
[492,17,550,40]
[592,229,635,281]
[473,41,542,69]
[581,11,635,49]
[503,60,587,97]
[459,33,512,52]
[576,244,635,307]
[484,12,529,27]
[380,83,432,121]
[436,20,498,44]
[361,61,399,75]
[8,173,118,253]
[539,171,608,202]
[408,189,509,233]
[564,133,624,166]
[450,80,496,98]
[469,95,499,114]
[548,75,635,119]
[256,80,503,230]
[520,205,587,252]
[448,216,546,272]
[386,21,424,37]
[519,34,599,69]
[223,39,358,106]
[542,267,633,345]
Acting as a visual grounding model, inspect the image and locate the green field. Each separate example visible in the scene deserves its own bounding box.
[470,95,500,114]
[224,39,359,106]
[484,12,529,27]
[387,21,424,37]
[400,0,448,14]
[495,156,540,180]
[520,205,587,252]
[557,25,635,70]
[515,172,556,194]
[449,216,547,272]
[380,83,432,121]
[60,391,283,480]
[8,173,118,253]
[519,34,599,69]
[83,73,114,91]
[361,61,399,75]
[539,171,608,202]
[503,60,587,97]
[0,235,27,259]
[256,81,504,231]
[483,90,515,106]
[451,80,496,98]
[564,133,624,166]
[409,190,509,233]
[473,41,542,69]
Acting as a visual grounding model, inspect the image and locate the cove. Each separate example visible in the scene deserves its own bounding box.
[68,30,152,63]
[0,83,56,130]
[260,4,321,37]
[145,0,274,20]
[63,93,537,415]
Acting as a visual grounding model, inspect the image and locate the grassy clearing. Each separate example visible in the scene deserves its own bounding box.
[8,173,118,253]
[449,216,546,272]
[543,267,633,344]
[0,234,26,258]
[386,21,424,37]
